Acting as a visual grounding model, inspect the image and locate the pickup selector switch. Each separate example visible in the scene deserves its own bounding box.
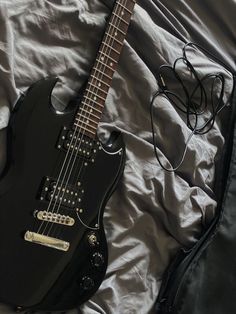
[87,232,99,247]
[92,252,104,268]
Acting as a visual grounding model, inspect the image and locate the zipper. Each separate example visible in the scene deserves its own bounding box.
[156,74,236,314]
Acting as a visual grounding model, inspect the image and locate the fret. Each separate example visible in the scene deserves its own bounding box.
[93,67,113,81]
[83,95,103,108]
[86,89,107,102]
[73,124,96,137]
[75,118,97,131]
[90,74,110,88]
[88,81,108,95]
[101,41,121,55]
[90,75,110,88]
[116,2,132,14]
[75,115,98,127]
[81,101,103,114]
[98,51,117,65]
[96,59,115,72]
[79,107,101,120]
[73,0,136,133]
[108,22,126,36]
[112,12,130,26]
[105,32,123,46]
[121,0,136,8]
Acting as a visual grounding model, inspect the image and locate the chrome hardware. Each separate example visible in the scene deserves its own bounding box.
[57,127,99,159]
[88,233,98,246]
[24,231,70,252]
[39,176,83,209]
[36,211,75,226]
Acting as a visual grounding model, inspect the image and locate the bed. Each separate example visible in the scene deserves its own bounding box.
[0,0,235,313]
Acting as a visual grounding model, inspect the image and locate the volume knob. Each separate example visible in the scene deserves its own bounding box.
[81,276,95,290]
[92,252,104,268]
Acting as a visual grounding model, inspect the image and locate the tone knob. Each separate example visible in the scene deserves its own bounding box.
[81,276,95,290]
[92,252,104,268]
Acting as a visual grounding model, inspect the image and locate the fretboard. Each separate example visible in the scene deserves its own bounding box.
[74,0,136,138]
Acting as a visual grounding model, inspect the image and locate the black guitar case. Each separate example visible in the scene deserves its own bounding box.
[156,73,236,314]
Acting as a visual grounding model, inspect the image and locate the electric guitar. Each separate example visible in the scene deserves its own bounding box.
[0,0,136,311]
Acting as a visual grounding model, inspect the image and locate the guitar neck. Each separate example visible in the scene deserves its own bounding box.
[73,0,136,138]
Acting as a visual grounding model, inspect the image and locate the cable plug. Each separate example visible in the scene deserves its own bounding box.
[157,73,167,91]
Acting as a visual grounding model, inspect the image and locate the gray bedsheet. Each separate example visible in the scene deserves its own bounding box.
[0,0,235,313]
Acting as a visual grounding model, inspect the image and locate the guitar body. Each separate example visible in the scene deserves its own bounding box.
[0,77,125,311]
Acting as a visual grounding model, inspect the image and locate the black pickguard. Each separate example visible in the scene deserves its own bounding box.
[0,77,125,311]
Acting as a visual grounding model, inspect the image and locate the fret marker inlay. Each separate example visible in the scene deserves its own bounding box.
[73,0,136,137]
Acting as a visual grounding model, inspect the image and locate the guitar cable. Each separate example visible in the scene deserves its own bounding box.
[150,42,235,172]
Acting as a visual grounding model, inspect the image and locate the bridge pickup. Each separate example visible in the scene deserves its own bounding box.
[24,231,70,252]
[39,176,83,208]
[36,211,75,226]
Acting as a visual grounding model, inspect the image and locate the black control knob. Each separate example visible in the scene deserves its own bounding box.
[92,252,104,268]
[81,276,95,290]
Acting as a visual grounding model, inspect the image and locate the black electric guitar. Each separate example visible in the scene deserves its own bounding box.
[0,0,136,311]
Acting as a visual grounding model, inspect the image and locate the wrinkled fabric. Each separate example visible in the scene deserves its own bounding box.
[174,91,236,314]
[0,0,235,313]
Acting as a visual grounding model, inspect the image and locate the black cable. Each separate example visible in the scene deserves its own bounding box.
[150,42,234,172]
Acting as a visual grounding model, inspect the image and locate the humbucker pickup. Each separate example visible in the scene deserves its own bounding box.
[57,126,100,160]
[36,210,75,226]
[39,176,83,209]
[24,231,70,251]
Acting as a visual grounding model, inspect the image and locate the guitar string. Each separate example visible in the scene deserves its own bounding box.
[38,0,132,235]
[37,110,87,233]
[70,0,129,187]
[68,0,134,220]
[48,0,128,237]
[46,0,127,237]
[64,0,129,231]
[41,0,128,236]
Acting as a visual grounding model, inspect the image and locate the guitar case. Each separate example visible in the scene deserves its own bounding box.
[156,73,236,314]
